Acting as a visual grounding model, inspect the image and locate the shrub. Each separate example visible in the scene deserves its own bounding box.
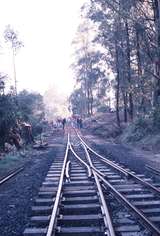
[152,108,160,131]
[126,117,152,142]
[97,105,110,113]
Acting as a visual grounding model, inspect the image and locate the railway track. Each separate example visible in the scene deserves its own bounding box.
[146,164,160,176]
[0,166,24,186]
[23,131,160,236]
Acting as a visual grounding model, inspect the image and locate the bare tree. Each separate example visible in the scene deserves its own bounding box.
[4,25,23,95]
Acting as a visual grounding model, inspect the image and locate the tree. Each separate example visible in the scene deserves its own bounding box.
[152,0,160,106]
[71,13,109,116]
[0,73,8,95]
[0,85,17,150]
[17,90,45,125]
[71,0,160,127]
[84,0,160,124]
[4,25,23,95]
[0,87,45,150]
[69,88,86,116]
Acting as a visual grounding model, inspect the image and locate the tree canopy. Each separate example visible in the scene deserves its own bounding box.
[70,0,160,127]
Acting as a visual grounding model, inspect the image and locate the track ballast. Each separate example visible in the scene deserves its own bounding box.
[23,130,160,236]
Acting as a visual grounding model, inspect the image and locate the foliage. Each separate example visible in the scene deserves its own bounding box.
[152,108,160,131]
[0,94,18,149]
[17,90,45,135]
[69,88,86,115]
[0,86,45,150]
[71,0,160,128]
[97,105,110,113]
[4,25,23,52]
[122,117,153,142]
[4,25,23,95]
[17,90,44,121]
[70,14,111,116]
[0,26,45,150]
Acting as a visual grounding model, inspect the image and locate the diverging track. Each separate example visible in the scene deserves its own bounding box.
[24,131,160,236]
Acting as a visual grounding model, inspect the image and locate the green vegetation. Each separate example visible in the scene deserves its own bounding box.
[70,1,160,120]
[69,0,160,149]
[17,90,45,135]
[0,26,45,152]
[0,77,45,151]
[0,153,20,169]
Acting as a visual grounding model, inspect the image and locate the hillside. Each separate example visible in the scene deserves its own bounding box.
[84,112,160,153]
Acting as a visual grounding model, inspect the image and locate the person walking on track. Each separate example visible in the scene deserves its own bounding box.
[62,118,66,130]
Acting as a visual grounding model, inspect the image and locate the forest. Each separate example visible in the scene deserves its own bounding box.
[70,0,160,136]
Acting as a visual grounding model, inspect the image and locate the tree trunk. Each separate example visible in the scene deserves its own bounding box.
[115,36,121,127]
[90,88,93,115]
[120,27,128,123]
[122,91,128,122]
[125,20,134,120]
[135,27,144,113]
[153,0,160,106]
[116,75,120,127]
[87,85,90,116]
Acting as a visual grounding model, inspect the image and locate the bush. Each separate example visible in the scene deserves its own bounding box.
[97,105,110,113]
[134,117,151,131]
[152,108,160,131]
[0,95,17,150]
[125,117,152,142]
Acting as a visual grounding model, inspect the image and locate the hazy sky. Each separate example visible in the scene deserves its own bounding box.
[0,0,87,96]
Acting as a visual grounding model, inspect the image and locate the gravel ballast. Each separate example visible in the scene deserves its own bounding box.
[83,134,160,175]
[0,135,65,236]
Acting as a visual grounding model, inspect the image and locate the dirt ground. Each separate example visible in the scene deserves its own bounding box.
[82,132,160,176]
[0,130,65,236]
[0,130,64,179]
[84,112,160,154]
[82,112,160,175]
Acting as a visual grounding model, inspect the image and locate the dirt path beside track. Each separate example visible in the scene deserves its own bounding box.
[82,133,160,174]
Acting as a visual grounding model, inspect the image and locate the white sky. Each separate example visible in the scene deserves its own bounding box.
[0,0,87,96]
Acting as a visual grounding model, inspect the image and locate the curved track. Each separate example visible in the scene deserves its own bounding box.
[23,130,160,236]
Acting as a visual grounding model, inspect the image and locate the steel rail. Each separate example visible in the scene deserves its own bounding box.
[69,141,105,178]
[94,170,160,236]
[46,134,70,236]
[82,143,116,236]
[77,132,160,195]
[0,166,24,186]
[65,161,71,180]
[70,130,160,234]
[146,165,160,176]
[71,133,160,235]
[69,143,92,178]
[76,132,128,177]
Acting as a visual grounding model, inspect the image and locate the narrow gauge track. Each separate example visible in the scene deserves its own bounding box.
[76,131,160,235]
[0,166,24,186]
[24,134,110,236]
[23,131,160,236]
[146,164,160,176]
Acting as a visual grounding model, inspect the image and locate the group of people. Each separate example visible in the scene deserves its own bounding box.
[52,116,83,130]
[77,118,83,129]
[52,118,67,129]
[64,116,83,129]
